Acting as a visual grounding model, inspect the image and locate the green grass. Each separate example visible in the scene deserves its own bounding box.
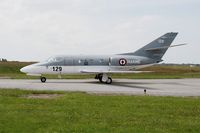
[0,89,200,133]
[1,61,200,79]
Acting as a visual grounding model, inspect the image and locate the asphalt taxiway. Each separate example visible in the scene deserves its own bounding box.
[0,79,200,96]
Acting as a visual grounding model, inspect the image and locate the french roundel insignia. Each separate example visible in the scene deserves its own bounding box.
[119,58,127,66]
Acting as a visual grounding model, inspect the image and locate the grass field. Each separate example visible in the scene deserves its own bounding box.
[0,61,200,79]
[0,89,200,133]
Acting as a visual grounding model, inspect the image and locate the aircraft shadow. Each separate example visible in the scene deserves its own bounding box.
[90,81,157,90]
[31,80,157,90]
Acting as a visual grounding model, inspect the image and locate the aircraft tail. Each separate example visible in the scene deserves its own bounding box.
[121,32,178,62]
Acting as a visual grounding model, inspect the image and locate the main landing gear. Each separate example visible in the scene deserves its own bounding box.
[95,73,112,84]
[40,77,46,83]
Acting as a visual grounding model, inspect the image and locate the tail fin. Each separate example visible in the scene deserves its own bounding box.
[121,32,178,61]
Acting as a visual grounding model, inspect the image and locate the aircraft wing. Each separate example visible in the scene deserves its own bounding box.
[80,70,152,74]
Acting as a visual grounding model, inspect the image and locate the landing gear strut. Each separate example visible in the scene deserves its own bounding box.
[40,77,46,83]
[95,74,103,83]
[95,74,112,84]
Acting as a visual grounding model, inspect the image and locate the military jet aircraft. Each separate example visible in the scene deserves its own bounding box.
[20,32,184,84]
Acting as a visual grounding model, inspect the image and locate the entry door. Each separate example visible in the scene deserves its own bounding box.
[109,57,112,66]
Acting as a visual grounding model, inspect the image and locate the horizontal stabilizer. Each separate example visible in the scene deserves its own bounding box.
[145,43,187,51]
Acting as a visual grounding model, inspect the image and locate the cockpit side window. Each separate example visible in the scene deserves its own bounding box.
[55,57,63,61]
[47,57,63,62]
[47,57,56,62]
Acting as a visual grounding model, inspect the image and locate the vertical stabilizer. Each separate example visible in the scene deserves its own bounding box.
[121,32,178,61]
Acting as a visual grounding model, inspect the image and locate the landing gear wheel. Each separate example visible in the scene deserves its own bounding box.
[106,77,112,84]
[99,76,103,83]
[95,74,103,83]
[95,74,112,84]
[40,77,46,83]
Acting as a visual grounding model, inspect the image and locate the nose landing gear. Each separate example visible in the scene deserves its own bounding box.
[40,77,46,83]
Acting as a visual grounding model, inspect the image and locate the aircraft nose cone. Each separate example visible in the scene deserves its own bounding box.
[20,66,29,73]
[20,67,26,73]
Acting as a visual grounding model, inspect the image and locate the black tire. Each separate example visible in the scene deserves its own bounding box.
[106,77,112,84]
[99,76,103,83]
[40,77,46,83]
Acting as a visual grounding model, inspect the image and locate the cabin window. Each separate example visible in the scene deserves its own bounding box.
[99,59,104,63]
[84,60,88,65]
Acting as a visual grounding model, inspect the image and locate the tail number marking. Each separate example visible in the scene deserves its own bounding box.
[53,66,62,71]
[119,59,127,66]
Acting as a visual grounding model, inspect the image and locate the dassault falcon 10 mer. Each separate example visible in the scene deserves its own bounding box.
[20,32,184,84]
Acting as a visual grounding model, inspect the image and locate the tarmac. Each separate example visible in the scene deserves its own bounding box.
[0,79,200,96]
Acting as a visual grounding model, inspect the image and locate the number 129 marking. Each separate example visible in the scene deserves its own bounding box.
[53,66,62,71]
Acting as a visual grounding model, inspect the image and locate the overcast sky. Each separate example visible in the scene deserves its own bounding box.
[0,0,199,63]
